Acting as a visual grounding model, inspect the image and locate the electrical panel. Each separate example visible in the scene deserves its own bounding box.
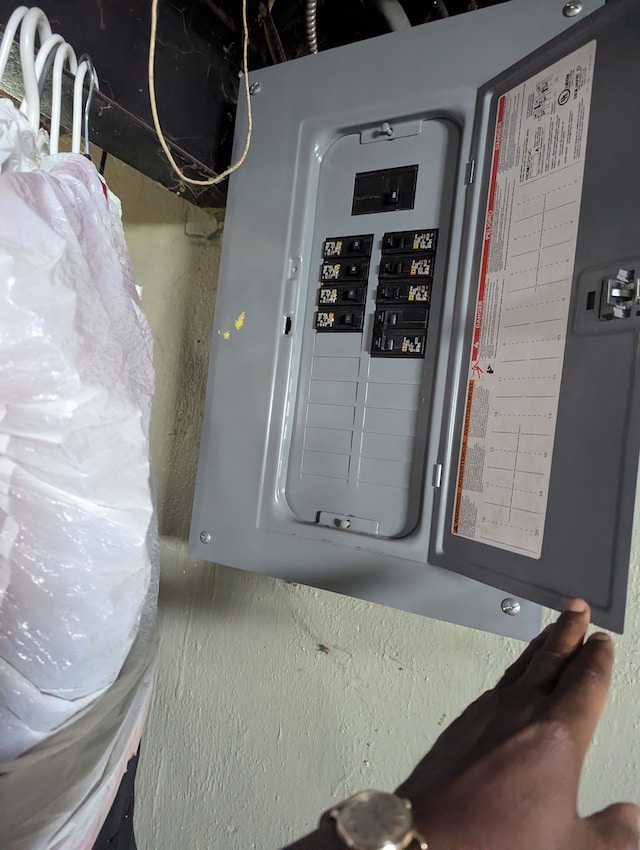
[190,0,640,638]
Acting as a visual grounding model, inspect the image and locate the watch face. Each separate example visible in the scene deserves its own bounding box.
[337,790,413,849]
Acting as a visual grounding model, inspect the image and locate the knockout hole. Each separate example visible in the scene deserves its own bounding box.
[586,290,596,310]
[284,316,292,335]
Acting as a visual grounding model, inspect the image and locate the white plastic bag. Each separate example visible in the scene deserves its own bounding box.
[0,98,48,174]
[0,96,158,847]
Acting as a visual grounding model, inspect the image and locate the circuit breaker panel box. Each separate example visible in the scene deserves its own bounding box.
[191,0,640,638]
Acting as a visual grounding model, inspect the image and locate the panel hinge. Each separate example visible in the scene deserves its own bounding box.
[599,268,640,320]
[464,159,475,185]
[432,463,443,488]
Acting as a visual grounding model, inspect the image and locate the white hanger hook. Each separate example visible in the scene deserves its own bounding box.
[33,32,64,82]
[19,32,64,116]
[0,5,28,85]
[50,42,78,155]
[19,7,53,130]
[72,55,99,155]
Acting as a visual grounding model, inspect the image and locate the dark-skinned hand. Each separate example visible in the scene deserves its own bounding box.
[286,599,639,850]
[396,599,639,850]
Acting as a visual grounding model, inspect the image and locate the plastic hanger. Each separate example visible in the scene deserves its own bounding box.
[19,32,63,116]
[0,5,28,86]
[19,7,52,130]
[49,42,77,155]
[1,6,100,156]
[72,55,98,155]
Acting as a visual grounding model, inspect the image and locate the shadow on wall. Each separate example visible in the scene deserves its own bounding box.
[152,539,292,626]
[101,150,222,541]
[156,230,221,540]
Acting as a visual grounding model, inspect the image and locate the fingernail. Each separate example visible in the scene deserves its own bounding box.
[563,598,587,613]
[590,632,610,642]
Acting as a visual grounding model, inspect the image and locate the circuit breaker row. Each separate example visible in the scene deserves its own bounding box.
[313,229,438,358]
[314,234,373,331]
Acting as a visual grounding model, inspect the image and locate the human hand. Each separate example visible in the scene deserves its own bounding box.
[396,600,640,850]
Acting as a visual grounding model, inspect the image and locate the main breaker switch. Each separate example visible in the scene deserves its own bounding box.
[351,165,418,215]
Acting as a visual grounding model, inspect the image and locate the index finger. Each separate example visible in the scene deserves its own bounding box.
[548,632,614,757]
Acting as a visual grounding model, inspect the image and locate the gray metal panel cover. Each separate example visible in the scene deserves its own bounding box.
[431,0,640,632]
[190,0,611,639]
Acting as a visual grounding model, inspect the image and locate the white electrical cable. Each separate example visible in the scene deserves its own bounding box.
[0,5,28,85]
[50,42,78,154]
[19,7,52,130]
[148,0,252,186]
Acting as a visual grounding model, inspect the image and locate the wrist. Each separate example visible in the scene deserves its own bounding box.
[412,816,454,850]
[282,822,344,850]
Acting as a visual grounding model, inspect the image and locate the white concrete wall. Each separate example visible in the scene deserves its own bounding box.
[106,157,640,850]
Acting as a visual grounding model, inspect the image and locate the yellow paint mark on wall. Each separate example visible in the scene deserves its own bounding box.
[234,311,246,330]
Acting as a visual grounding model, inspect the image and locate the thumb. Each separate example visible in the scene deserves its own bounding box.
[587,802,640,849]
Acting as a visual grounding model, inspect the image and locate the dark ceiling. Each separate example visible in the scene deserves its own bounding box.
[0,0,507,205]
[263,0,507,60]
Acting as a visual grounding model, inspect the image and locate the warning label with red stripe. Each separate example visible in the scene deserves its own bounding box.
[452,40,597,558]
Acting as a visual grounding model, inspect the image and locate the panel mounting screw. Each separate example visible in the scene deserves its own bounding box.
[562,2,582,16]
[501,597,521,616]
[334,518,351,530]
[200,531,212,544]
[249,82,261,95]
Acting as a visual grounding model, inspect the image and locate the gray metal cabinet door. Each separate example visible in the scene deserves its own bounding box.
[431,0,640,632]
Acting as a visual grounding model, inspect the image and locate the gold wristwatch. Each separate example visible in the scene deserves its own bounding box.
[327,790,428,850]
